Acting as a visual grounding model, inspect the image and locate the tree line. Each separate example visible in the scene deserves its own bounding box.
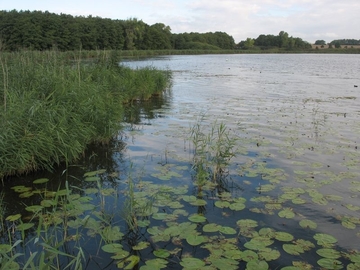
[238,31,311,50]
[0,10,321,52]
[0,10,235,51]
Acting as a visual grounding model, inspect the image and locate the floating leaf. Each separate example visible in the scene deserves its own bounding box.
[84,176,101,182]
[317,258,343,269]
[138,220,151,227]
[275,232,294,242]
[258,248,281,261]
[153,249,170,258]
[278,208,295,219]
[122,255,140,269]
[17,223,34,231]
[143,258,168,269]
[341,218,356,229]
[33,178,49,184]
[215,201,230,208]
[102,226,124,241]
[188,214,206,223]
[246,260,269,270]
[229,202,246,211]
[313,233,337,246]
[186,234,206,246]
[180,258,205,268]
[283,244,304,255]
[190,199,207,206]
[344,204,360,211]
[6,214,21,222]
[132,241,150,250]
[84,169,106,177]
[299,219,317,230]
[316,248,341,259]
[236,219,258,228]
[203,223,222,233]
[241,250,258,262]
[219,226,237,235]
[101,243,124,253]
[0,244,11,254]
[211,257,239,269]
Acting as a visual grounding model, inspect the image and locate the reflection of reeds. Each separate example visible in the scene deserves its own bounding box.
[0,50,171,179]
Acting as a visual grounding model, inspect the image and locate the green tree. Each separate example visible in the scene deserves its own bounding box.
[315,40,326,45]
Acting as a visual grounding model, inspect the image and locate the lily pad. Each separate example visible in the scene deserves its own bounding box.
[6,214,21,222]
[246,260,269,270]
[299,219,317,230]
[278,208,295,219]
[203,223,222,233]
[313,233,337,246]
[33,178,49,184]
[186,234,206,246]
[219,226,237,235]
[236,219,258,228]
[188,214,206,223]
[180,258,205,268]
[275,232,294,242]
[153,249,170,258]
[229,202,246,211]
[316,248,341,259]
[317,258,343,269]
[101,243,124,253]
[215,201,230,208]
[283,244,304,255]
[132,241,150,250]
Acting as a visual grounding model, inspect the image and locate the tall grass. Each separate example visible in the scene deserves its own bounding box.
[0,50,171,179]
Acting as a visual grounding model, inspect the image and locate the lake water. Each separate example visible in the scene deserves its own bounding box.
[2,54,360,269]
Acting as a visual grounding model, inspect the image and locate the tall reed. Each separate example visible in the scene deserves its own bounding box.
[0,50,171,179]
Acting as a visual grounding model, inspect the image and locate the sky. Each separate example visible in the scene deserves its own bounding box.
[1,0,359,43]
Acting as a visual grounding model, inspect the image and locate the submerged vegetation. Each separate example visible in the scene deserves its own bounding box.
[0,50,171,179]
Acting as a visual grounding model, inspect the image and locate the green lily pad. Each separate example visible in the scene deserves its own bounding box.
[17,223,34,231]
[111,249,130,260]
[317,258,343,269]
[6,214,21,222]
[278,208,295,219]
[316,248,341,259]
[25,205,43,212]
[242,250,258,262]
[283,244,304,255]
[180,258,205,268]
[188,214,206,223]
[313,233,337,246]
[186,234,206,246]
[203,223,222,233]
[275,232,294,242]
[102,226,124,241]
[236,219,258,228]
[133,241,150,250]
[246,260,269,270]
[102,243,124,253]
[209,258,239,269]
[153,249,170,258]
[33,178,49,184]
[143,258,168,269]
[215,201,230,208]
[84,176,101,182]
[299,219,317,229]
[84,169,106,177]
[190,199,207,206]
[219,226,237,235]
[258,248,281,261]
[229,202,246,211]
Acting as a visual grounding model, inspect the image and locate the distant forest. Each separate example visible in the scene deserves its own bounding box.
[0,10,353,52]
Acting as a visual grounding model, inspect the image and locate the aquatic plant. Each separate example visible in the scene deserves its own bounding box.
[0,50,171,179]
[190,120,238,186]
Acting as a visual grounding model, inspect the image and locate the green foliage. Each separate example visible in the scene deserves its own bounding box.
[249,31,311,50]
[0,50,171,178]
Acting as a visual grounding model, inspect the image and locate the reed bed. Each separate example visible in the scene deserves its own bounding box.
[0,50,171,179]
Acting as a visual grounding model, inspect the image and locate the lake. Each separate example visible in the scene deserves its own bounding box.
[2,54,360,269]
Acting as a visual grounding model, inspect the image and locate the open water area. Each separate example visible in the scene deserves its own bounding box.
[2,54,360,269]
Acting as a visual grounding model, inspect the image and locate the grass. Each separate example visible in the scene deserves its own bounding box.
[0,50,171,179]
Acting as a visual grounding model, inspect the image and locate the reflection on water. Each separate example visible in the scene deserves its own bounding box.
[2,54,360,269]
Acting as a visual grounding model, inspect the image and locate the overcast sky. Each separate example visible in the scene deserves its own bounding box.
[1,0,359,43]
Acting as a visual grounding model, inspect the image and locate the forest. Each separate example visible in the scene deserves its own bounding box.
[0,9,314,52]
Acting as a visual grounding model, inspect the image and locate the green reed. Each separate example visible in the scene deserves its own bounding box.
[0,50,171,179]
[190,120,238,186]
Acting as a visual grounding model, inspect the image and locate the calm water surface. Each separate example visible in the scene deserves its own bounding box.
[2,54,360,269]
